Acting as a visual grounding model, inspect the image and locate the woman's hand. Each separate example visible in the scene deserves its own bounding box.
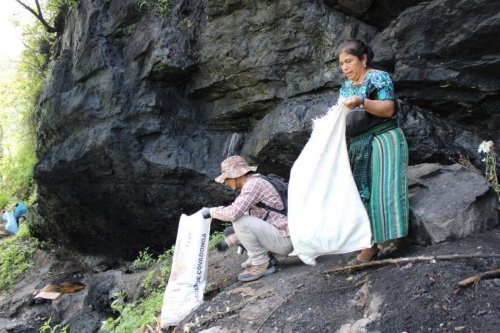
[343,96,395,118]
[343,96,363,109]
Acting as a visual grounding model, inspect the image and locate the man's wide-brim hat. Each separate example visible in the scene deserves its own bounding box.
[215,155,257,183]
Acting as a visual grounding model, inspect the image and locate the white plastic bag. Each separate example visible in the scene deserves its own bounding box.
[288,102,372,265]
[160,210,211,328]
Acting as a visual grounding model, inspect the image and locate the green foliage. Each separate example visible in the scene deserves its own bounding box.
[0,0,82,211]
[136,0,174,17]
[0,21,49,210]
[139,248,174,297]
[149,246,174,292]
[39,318,68,333]
[103,235,222,332]
[101,290,163,332]
[101,247,175,332]
[208,230,225,251]
[0,60,38,209]
[132,247,155,269]
[0,224,39,289]
[46,0,78,12]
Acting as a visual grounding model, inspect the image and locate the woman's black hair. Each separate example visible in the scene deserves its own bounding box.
[337,39,374,67]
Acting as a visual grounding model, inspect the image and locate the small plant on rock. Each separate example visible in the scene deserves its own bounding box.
[39,318,68,333]
[101,247,175,332]
[455,141,499,202]
[136,0,174,17]
[208,230,225,251]
[132,247,155,270]
[0,224,39,289]
[477,140,499,199]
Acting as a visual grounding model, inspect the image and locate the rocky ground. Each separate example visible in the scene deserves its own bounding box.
[0,228,499,333]
[184,228,500,333]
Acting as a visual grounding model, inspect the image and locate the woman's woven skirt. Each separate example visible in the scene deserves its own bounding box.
[349,127,409,243]
[369,128,409,242]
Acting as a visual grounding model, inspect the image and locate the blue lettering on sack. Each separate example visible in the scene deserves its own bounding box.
[194,233,207,300]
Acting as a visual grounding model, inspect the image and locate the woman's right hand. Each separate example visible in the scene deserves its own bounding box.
[343,96,363,109]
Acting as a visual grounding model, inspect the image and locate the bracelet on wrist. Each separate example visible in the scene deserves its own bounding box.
[360,96,365,108]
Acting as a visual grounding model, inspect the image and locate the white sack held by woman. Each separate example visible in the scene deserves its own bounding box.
[160,210,211,328]
[288,102,372,265]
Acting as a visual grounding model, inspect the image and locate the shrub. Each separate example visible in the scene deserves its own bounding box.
[101,247,174,332]
[0,224,39,289]
[39,318,68,333]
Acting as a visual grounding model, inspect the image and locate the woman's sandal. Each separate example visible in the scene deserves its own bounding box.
[348,246,379,265]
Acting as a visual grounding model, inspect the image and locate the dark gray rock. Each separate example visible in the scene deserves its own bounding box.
[33,0,235,258]
[324,0,428,29]
[33,0,500,258]
[372,0,500,154]
[396,101,483,165]
[0,248,148,333]
[408,163,499,244]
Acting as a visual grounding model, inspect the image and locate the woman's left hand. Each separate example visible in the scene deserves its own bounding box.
[343,96,362,109]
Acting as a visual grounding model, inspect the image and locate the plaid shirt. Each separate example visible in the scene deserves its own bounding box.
[211,174,289,236]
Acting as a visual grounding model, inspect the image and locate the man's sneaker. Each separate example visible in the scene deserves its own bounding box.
[238,261,276,282]
[241,254,277,268]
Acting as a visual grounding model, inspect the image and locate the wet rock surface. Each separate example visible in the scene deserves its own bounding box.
[33,0,500,257]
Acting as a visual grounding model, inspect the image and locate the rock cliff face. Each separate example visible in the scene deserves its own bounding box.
[32,0,500,258]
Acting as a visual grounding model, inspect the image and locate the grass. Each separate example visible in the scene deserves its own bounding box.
[101,230,224,332]
[101,247,174,332]
[208,230,225,251]
[0,223,39,289]
[101,290,164,332]
[132,247,156,270]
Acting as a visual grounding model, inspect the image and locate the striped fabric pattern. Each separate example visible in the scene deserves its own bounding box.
[368,128,409,242]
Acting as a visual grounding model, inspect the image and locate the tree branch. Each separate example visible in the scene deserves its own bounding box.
[14,0,58,33]
[323,254,500,274]
[457,268,500,288]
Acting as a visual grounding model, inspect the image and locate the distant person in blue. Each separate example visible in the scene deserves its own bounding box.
[1,202,27,236]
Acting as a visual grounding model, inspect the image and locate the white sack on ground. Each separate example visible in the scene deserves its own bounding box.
[160,210,211,328]
[288,102,372,265]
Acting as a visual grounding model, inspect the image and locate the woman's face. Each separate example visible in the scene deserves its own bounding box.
[338,51,366,83]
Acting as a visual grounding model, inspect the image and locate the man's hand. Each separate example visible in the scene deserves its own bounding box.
[201,207,211,219]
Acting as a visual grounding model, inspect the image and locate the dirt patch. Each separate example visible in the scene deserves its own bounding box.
[180,228,500,333]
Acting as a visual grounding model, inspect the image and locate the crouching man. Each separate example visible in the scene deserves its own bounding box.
[203,155,293,282]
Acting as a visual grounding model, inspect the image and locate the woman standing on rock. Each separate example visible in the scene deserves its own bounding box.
[337,39,409,263]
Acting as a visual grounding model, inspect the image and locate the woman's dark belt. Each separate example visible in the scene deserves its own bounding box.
[347,119,397,207]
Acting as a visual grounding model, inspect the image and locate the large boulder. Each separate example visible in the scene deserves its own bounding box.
[372,0,500,157]
[32,0,500,258]
[0,249,147,332]
[408,163,498,244]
